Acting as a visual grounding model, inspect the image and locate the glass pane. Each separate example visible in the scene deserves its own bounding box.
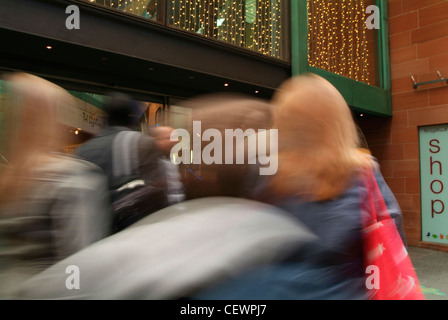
[308,0,379,86]
[168,0,287,60]
[84,1,287,60]
[87,0,161,21]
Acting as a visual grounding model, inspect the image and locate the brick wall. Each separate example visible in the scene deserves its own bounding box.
[359,0,448,249]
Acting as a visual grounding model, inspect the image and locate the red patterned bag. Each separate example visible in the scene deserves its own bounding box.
[362,168,425,300]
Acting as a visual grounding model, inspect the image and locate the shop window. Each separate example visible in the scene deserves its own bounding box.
[82,0,289,61]
[168,0,288,60]
[292,0,391,116]
[85,0,161,21]
[308,0,379,86]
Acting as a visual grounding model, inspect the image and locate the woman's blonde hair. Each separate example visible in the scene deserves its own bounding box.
[269,74,376,201]
[0,73,73,206]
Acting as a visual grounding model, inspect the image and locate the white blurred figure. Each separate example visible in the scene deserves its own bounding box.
[0,73,111,298]
[11,197,316,300]
[151,126,186,205]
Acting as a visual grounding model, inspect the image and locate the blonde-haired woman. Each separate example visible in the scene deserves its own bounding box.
[270,74,375,201]
[0,73,111,298]
[196,74,407,300]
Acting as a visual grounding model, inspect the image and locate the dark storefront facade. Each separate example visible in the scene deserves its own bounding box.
[0,0,291,99]
[0,0,293,143]
[0,0,294,199]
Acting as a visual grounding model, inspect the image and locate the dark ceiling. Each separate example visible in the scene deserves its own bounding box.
[0,26,281,102]
[0,0,293,108]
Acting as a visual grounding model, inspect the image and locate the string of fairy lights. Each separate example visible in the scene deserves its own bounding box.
[308,0,377,85]
[90,0,152,16]
[169,0,283,59]
[88,0,283,60]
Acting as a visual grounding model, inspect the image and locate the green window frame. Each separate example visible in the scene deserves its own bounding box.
[291,0,391,116]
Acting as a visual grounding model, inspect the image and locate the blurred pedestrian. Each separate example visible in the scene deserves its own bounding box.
[195,74,415,300]
[76,92,166,232]
[0,73,111,298]
[151,126,186,205]
[182,93,273,198]
[76,93,160,190]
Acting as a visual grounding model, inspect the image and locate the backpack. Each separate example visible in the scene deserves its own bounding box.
[111,131,167,233]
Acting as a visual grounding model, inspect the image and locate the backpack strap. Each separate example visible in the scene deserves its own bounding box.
[112,131,141,178]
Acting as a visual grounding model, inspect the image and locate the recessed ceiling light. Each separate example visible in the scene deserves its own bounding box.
[224,83,229,87]
[255,90,259,93]
[46,45,53,50]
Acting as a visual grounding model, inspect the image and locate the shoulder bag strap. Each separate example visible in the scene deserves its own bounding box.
[112,131,141,178]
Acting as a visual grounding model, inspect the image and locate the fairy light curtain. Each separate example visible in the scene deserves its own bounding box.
[308,0,379,86]
[86,0,285,60]
[168,0,284,60]
[88,0,158,19]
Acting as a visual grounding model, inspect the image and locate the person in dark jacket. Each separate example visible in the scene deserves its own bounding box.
[76,93,167,233]
[76,93,162,192]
